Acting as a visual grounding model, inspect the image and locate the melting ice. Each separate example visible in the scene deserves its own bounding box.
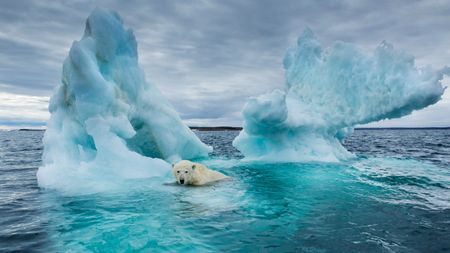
[233,29,448,162]
[37,9,211,192]
[38,9,448,192]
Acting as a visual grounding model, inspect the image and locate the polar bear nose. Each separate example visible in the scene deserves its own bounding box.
[180,179,185,185]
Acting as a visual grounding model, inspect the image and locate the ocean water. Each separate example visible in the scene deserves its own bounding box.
[0,129,449,252]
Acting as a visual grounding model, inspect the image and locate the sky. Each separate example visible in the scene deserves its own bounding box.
[0,0,449,129]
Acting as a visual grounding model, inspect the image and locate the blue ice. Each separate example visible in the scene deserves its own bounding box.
[37,9,211,193]
[233,29,449,162]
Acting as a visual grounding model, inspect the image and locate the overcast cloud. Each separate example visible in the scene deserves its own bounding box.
[0,0,449,128]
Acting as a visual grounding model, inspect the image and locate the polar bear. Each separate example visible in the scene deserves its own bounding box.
[172,160,228,186]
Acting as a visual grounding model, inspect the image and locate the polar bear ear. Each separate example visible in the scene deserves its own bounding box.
[192,164,196,170]
[171,163,175,167]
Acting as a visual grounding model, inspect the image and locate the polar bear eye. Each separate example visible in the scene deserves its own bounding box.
[177,171,180,173]
[185,171,188,173]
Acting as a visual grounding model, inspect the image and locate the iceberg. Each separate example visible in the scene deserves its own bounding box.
[37,9,211,192]
[233,29,448,162]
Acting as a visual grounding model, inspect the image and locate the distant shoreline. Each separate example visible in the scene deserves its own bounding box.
[190,126,450,131]
[189,126,242,131]
[7,126,450,132]
[354,127,450,130]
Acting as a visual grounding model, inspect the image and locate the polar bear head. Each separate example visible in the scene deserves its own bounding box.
[172,160,198,185]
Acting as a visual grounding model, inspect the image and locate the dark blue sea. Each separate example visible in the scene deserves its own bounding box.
[0,129,449,252]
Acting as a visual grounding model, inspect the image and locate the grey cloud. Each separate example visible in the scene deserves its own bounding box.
[0,0,449,127]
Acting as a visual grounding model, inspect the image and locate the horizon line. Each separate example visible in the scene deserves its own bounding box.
[3,126,450,131]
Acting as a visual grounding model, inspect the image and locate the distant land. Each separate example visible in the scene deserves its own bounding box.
[11,126,450,132]
[354,127,450,130]
[188,126,450,131]
[189,126,242,131]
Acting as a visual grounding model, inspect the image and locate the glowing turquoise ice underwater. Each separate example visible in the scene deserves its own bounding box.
[1,130,449,252]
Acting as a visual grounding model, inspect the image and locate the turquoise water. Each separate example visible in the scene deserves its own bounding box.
[1,130,450,252]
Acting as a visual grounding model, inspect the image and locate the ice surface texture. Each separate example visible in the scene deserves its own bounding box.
[233,29,448,162]
[38,9,211,192]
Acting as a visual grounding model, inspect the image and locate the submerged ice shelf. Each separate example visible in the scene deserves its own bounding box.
[233,29,449,162]
[37,9,211,192]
